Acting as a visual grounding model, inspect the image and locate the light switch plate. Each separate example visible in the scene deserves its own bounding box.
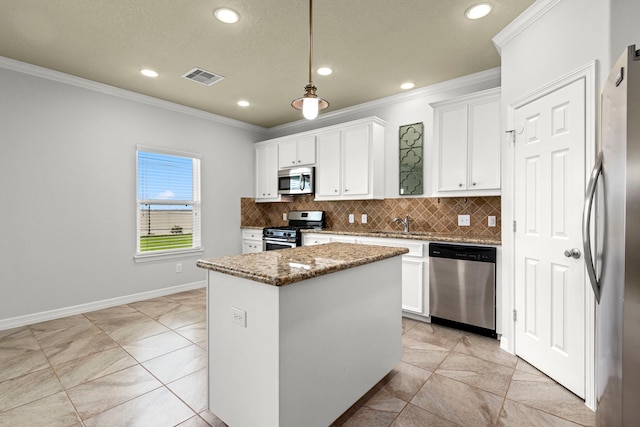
[361,214,367,224]
[488,216,496,227]
[348,214,355,223]
[283,213,287,221]
[458,215,471,226]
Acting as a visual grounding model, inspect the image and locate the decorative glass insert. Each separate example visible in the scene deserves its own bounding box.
[399,122,424,195]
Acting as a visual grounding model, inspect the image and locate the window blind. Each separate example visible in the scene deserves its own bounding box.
[136,148,201,254]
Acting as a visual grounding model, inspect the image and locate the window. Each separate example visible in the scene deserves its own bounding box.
[136,146,201,258]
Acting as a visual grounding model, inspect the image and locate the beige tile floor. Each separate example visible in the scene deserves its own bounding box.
[0,288,595,426]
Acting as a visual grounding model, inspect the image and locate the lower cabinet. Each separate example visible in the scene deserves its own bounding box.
[241,229,263,254]
[303,233,429,317]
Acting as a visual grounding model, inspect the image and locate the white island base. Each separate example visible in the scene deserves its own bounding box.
[206,256,402,427]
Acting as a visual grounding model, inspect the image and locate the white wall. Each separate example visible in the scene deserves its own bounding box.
[263,69,501,198]
[0,61,264,323]
[496,0,640,353]
[610,0,640,64]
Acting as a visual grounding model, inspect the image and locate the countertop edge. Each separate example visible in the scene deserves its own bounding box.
[301,229,501,246]
[197,243,408,286]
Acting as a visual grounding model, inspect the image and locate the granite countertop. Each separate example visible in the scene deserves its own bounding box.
[197,242,408,286]
[302,229,501,246]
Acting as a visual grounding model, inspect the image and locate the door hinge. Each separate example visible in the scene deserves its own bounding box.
[506,129,516,143]
[513,309,518,321]
[513,220,517,232]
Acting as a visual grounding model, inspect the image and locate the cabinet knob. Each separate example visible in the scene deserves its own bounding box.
[334,189,338,193]
[472,182,477,186]
[262,193,266,196]
[291,161,295,164]
[297,160,301,163]
[458,183,463,187]
[345,188,349,192]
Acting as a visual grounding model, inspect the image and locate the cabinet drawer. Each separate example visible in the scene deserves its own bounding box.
[242,229,263,241]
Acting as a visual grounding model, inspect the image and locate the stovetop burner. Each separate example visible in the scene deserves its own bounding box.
[263,211,326,245]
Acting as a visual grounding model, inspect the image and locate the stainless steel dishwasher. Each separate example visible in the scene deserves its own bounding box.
[429,243,496,337]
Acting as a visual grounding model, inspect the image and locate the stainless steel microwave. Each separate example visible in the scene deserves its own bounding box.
[277,167,314,195]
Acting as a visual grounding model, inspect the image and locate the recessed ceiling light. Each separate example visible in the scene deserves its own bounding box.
[237,100,250,107]
[465,3,493,20]
[214,8,240,24]
[317,67,333,76]
[400,82,415,90]
[140,69,158,78]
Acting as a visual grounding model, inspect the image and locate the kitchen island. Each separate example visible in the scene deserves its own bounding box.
[197,242,408,427]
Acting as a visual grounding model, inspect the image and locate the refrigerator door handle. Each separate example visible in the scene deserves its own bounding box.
[582,151,603,303]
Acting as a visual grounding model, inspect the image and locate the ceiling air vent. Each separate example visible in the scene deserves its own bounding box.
[181,68,224,86]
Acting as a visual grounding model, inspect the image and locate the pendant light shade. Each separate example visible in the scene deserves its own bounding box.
[291,0,328,120]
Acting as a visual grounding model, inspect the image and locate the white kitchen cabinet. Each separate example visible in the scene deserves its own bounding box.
[315,118,385,201]
[432,88,501,196]
[278,136,316,168]
[255,142,281,202]
[302,234,332,246]
[241,229,263,254]
[358,238,427,315]
[304,233,429,317]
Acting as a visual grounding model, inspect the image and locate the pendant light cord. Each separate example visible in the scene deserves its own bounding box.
[308,0,313,85]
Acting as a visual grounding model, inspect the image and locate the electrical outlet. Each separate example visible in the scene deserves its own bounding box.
[488,216,496,227]
[231,307,246,327]
[176,263,182,273]
[458,215,471,226]
[348,214,355,223]
[361,214,368,224]
[283,212,287,221]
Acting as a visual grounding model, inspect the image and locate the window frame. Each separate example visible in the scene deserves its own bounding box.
[134,145,203,262]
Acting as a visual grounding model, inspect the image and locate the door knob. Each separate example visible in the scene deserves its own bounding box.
[564,248,581,259]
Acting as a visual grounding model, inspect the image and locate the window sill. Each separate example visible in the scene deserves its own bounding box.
[133,248,205,263]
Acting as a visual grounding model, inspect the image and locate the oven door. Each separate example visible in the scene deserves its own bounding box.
[263,238,297,251]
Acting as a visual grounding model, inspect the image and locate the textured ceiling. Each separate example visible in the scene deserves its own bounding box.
[0,0,534,128]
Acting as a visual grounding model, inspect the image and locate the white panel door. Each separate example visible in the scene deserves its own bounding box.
[514,78,586,398]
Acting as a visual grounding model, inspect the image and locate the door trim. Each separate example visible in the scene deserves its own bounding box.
[502,61,597,409]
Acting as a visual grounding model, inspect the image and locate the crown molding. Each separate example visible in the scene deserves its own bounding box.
[493,0,562,55]
[267,67,501,136]
[0,56,266,134]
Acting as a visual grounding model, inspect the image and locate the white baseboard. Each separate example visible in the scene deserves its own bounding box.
[0,281,206,331]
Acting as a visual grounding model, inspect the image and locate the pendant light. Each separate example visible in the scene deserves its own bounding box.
[291,0,329,120]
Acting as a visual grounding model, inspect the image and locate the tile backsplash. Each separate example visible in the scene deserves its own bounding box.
[241,196,501,237]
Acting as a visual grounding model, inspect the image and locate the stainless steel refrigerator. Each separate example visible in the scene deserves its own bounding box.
[583,44,640,426]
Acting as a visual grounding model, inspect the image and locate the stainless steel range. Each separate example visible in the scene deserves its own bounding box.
[263,210,325,251]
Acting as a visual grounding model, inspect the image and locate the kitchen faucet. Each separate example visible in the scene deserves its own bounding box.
[392,214,410,233]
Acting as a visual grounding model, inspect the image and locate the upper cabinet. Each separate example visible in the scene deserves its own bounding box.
[278,136,316,168]
[315,118,385,201]
[432,88,501,196]
[255,117,386,203]
[255,142,281,202]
